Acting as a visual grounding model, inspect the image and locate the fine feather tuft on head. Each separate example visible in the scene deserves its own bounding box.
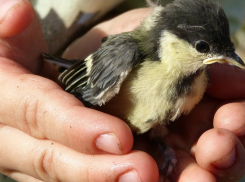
[146,0,160,7]
[146,0,175,7]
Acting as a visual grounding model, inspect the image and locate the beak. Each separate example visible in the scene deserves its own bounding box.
[203,52,245,69]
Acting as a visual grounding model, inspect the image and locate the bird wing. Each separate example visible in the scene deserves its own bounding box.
[59,33,141,106]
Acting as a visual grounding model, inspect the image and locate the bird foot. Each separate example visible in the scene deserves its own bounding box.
[160,147,177,179]
[132,134,177,181]
[154,137,177,180]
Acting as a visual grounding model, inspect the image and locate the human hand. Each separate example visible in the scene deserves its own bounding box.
[165,70,245,182]
[64,8,245,182]
[0,1,158,182]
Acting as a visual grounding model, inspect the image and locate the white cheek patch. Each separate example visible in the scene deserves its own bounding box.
[158,31,206,73]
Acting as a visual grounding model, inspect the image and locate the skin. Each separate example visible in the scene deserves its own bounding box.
[0,1,244,182]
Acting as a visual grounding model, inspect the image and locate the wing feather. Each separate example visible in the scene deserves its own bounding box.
[58,32,141,106]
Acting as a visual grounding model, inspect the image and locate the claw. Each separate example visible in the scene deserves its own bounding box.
[154,137,177,181]
[132,134,177,182]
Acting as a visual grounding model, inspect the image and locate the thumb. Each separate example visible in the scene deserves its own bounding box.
[0,0,34,37]
[0,0,49,74]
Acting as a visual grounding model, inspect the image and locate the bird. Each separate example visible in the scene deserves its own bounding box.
[42,0,245,178]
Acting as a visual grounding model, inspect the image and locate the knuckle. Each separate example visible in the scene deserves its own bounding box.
[35,142,60,182]
[20,96,45,139]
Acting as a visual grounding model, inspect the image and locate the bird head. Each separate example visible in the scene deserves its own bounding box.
[142,0,245,74]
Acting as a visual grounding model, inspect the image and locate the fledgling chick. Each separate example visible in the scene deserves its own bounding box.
[42,0,245,178]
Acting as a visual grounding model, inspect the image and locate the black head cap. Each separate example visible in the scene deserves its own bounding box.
[153,0,234,55]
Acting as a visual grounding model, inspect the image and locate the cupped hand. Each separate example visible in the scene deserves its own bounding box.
[0,1,158,182]
[64,8,245,182]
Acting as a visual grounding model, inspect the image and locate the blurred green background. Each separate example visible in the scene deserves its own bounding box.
[1,0,245,182]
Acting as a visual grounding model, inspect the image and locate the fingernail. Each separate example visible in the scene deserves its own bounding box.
[0,0,25,22]
[118,170,141,182]
[211,148,236,169]
[95,133,123,154]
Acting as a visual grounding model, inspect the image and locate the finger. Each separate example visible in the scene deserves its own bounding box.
[195,128,245,182]
[7,173,43,182]
[0,57,133,155]
[0,0,61,81]
[206,64,245,99]
[0,125,159,182]
[214,100,245,145]
[168,151,216,182]
[0,0,50,76]
[0,0,48,72]
[0,0,33,38]
[63,8,152,59]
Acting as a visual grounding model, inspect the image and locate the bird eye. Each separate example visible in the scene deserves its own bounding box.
[195,40,210,53]
[226,50,232,57]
